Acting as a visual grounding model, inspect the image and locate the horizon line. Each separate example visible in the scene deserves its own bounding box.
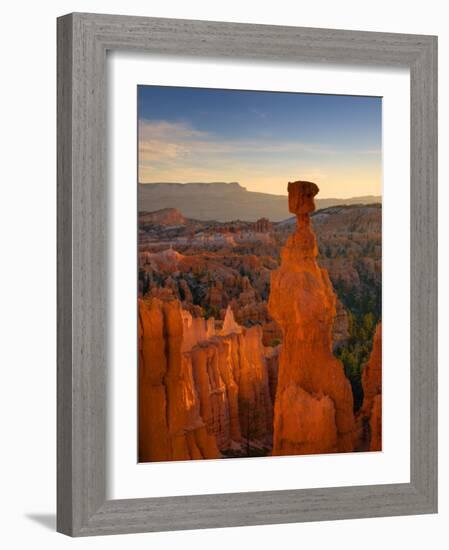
[138,181,381,200]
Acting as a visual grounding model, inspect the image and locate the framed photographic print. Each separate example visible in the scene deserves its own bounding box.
[57,13,438,536]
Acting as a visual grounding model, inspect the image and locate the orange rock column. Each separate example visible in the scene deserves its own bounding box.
[268,181,355,456]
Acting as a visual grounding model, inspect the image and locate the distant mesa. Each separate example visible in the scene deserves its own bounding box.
[139,182,381,222]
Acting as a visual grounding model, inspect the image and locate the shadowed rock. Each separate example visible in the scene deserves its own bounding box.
[360,323,382,451]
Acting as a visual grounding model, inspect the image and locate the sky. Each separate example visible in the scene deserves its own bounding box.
[138,86,382,198]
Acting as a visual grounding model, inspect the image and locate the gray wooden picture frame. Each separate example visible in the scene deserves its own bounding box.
[57,12,438,537]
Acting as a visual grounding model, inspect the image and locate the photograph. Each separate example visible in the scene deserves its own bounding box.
[137,86,382,462]
[0,2,440,543]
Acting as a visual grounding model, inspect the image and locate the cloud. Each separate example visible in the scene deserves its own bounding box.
[138,119,357,166]
[138,120,209,162]
[138,119,381,197]
[139,120,207,141]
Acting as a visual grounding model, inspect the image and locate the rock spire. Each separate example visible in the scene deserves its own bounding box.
[269,181,355,455]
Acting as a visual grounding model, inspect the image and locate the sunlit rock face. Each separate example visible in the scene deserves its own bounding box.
[360,323,382,451]
[269,181,355,456]
[220,305,242,336]
[189,326,273,450]
[190,338,242,449]
[138,298,220,462]
[138,297,274,461]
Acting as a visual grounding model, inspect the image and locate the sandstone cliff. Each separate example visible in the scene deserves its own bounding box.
[269,181,355,456]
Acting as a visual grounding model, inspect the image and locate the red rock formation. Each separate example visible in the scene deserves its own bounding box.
[139,297,274,461]
[189,340,241,449]
[138,298,219,462]
[254,217,272,233]
[221,305,242,335]
[269,181,355,456]
[188,325,273,451]
[360,323,382,451]
[181,309,215,352]
[235,325,273,442]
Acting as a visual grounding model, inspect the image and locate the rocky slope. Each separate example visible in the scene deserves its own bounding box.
[268,181,355,455]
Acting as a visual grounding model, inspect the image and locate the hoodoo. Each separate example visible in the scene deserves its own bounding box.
[269,181,356,455]
[138,298,220,462]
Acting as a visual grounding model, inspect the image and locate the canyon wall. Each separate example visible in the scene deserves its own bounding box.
[269,181,355,456]
[139,299,274,462]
